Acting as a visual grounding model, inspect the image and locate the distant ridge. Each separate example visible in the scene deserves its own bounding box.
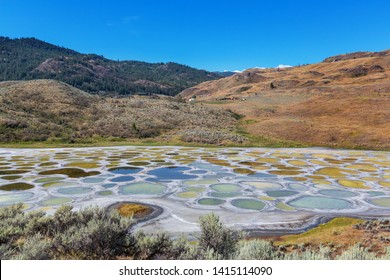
[0,36,223,96]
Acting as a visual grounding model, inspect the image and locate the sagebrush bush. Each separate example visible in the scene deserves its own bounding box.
[0,204,134,260]
[14,233,52,260]
[133,231,173,260]
[282,245,332,260]
[199,212,241,259]
[235,239,276,260]
[337,244,377,260]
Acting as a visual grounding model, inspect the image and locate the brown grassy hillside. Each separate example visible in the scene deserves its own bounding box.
[180,50,390,149]
[0,80,245,144]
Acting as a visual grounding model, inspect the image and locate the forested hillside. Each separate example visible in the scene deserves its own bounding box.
[0,37,222,96]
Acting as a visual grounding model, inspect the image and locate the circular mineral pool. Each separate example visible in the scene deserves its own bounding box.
[188,170,208,175]
[318,189,358,198]
[108,167,142,175]
[243,181,283,191]
[288,196,351,210]
[185,187,205,192]
[39,168,99,178]
[0,192,34,206]
[247,173,277,179]
[110,176,135,183]
[210,183,240,193]
[148,166,197,180]
[266,190,298,197]
[120,182,166,195]
[204,173,234,179]
[57,187,93,195]
[43,181,78,188]
[128,161,150,166]
[366,191,386,197]
[102,183,116,188]
[0,183,34,191]
[231,199,265,211]
[1,175,22,180]
[288,183,308,191]
[97,190,113,196]
[233,168,255,175]
[177,191,199,199]
[82,177,106,184]
[40,197,72,206]
[197,198,225,206]
[210,192,242,198]
[190,163,226,172]
[34,177,64,183]
[368,197,390,207]
[275,202,295,211]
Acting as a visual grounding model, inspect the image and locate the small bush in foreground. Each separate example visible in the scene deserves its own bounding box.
[199,212,241,259]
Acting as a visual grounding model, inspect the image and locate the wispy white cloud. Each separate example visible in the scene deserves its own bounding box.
[122,16,140,24]
[107,16,140,27]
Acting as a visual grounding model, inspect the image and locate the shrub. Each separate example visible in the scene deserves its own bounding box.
[0,204,134,260]
[199,213,241,259]
[337,244,377,260]
[52,206,134,259]
[13,233,52,260]
[132,231,173,260]
[235,239,276,260]
[282,246,332,260]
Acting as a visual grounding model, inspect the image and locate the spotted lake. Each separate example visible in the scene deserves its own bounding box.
[1,146,389,235]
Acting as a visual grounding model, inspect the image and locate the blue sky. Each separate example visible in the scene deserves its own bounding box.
[1,0,389,71]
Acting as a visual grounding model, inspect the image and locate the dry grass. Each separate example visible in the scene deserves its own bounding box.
[273,217,390,258]
[180,51,390,149]
[117,203,153,219]
[0,79,244,145]
[276,217,364,247]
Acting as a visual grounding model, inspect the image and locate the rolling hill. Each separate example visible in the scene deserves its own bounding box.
[180,50,390,149]
[0,79,245,144]
[0,37,222,96]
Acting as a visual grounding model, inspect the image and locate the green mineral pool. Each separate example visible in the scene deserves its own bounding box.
[288,196,351,210]
[39,197,72,206]
[34,177,64,183]
[197,198,225,205]
[97,190,113,196]
[368,197,390,207]
[177,191,199,199]
[82,177,107,184]
[120,182,166,195]
[288,183,308,191]
[210,192,242,198]
[231,199,266,211]
[57,187,93,195]
[266,190,298,197]
[318,189,358,198]
[243,181,283,191]
[210,183,240,193]
[0,192,34,206]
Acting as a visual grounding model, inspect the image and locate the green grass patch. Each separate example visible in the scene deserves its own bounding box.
[277,217,364,246]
